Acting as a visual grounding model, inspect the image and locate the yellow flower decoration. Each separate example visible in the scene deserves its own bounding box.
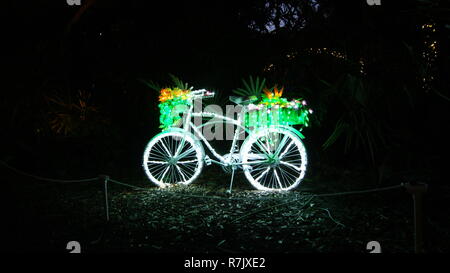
[159,88,190,102]
[274,85,283,98]
[263,88,273,99]
[263,85,284,100]
[159,88,172,102]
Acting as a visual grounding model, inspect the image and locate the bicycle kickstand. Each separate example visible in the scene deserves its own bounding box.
[226,168,236,194]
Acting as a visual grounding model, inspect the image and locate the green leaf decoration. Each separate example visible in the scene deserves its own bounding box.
[169,74,190,90]
[139,79,161,92]
[232,76,267,99]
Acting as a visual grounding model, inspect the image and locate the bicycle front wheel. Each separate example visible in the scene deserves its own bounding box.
[143,130,204,187]
[241,127,307,191]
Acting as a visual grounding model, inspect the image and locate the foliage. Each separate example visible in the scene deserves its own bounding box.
[45,90,110,137]
[232,76,269,100]
[142,74,194,129]
[231,75,313,128]
[320,74,387,164]
[140,79,161,92]
[242,0,327,34]
[158,88,192,129]
[244,85,313,128]
[168,74,191,90]
[141,74,192,92]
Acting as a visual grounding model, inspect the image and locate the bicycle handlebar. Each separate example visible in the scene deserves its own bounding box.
[190,89,215,99]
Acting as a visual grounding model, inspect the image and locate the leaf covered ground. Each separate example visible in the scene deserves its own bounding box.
[4,166,449,253]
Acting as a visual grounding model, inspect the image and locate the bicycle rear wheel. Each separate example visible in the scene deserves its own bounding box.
[143,130,204,187]
[240,127,307,191]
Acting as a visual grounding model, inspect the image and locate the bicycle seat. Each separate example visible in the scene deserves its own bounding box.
[229,96,258,106]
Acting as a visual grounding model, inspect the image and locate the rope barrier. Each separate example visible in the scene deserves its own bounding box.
[2,159,425,252]
[108,178,149,191]
[0,160,97,183]
[227,184,405,223]
[1,159,405,199]
[303,184,405,198]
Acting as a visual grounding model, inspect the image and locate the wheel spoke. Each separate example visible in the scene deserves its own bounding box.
[159,166,170,181]
[254,137,271,156]
[174,136,187,157]
[279,140,295,159]
[274,134,289,157]
[151,144,168,159]
[160,138,172,157]
[148,164,166,176]
[146,160,168,165]
[143,131,203,187]
[177,159,198,164]
[242,127,307,191]
[247,153,266,160]
[255,167,270,183]
[177,146,195,159]
[273,169,283,189]
[280,161,302,171]
[278,166,297,182]
[180,163,196,173]
[179,163,195,176]
[176,165,187,183]
[245,160,270,165]
[249,164,270,172]
[277,167,292,186]
[263,131,273,153]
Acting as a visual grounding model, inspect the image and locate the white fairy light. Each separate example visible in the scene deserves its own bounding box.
[144,89,309,191]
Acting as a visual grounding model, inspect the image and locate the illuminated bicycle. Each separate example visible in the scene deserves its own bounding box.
[143,89,311,191]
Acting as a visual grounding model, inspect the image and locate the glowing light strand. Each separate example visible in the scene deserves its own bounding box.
[146,87,311,191]
[421,23,438,92]
[244,86,312,128]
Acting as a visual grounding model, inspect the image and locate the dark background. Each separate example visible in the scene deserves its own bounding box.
[1,0,449,253]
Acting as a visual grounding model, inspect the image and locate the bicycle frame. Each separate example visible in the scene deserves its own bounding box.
[179,103,254,167]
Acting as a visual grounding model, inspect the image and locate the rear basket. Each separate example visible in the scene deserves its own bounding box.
[243,106,309,128]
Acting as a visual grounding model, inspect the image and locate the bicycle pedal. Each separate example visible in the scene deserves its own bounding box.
[204,155,212,166]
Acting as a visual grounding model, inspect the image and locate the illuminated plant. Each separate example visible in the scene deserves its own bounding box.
[241,83,313,129]
[158,87,192,129]
[45,90,109,136]
[232,76,268,101]
[141,74,194,129]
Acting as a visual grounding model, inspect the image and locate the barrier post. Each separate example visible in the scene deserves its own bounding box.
[99,175,110,222]
[404,182,428,253]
